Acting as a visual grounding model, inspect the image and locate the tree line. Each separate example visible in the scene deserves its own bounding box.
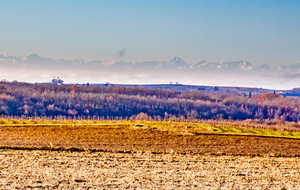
[0,81,300,122]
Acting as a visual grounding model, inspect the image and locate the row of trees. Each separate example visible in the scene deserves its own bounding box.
[0,81,300,121]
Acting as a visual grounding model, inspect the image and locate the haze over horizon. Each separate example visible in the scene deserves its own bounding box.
[1,53,300,90]
[1,0,300,90]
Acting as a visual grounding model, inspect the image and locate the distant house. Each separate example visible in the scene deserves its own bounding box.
[51,78,63,85]
[279,90,286,94]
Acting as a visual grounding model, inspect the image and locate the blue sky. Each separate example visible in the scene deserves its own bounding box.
[1,0,300,66]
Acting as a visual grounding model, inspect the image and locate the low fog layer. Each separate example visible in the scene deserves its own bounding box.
[1,54,299,90]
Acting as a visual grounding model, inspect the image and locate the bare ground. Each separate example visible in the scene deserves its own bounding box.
[1,125,300,155]
[1,124,300,189]
[0,149,299,189]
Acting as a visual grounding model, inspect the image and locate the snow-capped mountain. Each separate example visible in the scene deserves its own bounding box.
[0,54,299,89]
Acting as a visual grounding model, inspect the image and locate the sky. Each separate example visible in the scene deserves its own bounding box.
[1,0,300,89]
[1,0,300,65]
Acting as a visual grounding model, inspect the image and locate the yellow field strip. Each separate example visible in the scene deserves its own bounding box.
[192,132,300,140]
[1,122,300,140]
[0,123,125,127]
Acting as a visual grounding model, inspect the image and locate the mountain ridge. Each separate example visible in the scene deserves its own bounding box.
[0,54,299,90]
[1,53,300,73]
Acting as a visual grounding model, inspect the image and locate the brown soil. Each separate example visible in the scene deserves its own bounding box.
[1,125,300,156]
[1,124,300,189]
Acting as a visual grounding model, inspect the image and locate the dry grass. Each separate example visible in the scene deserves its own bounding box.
[1,118,300,138]
[0,149,299,189]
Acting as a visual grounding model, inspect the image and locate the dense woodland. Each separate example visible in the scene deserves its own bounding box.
[0,81,300,122]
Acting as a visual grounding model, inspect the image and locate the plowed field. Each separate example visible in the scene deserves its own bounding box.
[1,121,300,189]
[1,150,300,189]
[1,123,300,155]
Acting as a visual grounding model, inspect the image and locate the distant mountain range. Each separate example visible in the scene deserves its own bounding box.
[0,54,300,90]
